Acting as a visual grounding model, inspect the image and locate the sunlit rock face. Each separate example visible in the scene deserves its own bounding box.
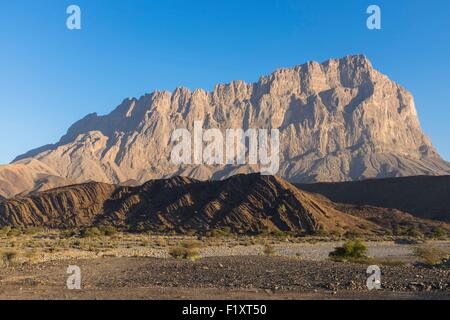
[2,55,449,198]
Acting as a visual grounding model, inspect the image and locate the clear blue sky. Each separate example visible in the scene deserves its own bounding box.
[1,0,449,164]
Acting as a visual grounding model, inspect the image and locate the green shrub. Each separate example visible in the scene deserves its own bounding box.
[431,227,446,239]
[407,226,424,238]
[414,246,449,266]
[329,240,368,262]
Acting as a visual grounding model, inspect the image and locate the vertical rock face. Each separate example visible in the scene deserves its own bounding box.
[3,55,450,197]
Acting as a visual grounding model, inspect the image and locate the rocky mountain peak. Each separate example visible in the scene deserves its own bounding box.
[2,55,449,198]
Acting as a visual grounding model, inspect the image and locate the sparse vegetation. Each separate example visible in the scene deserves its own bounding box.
[0,227,23,237]
[80,227,103,238]
[80,226,119,238]
[431,227,446,239]
[271,230,289,238]
[406,226,424,239]
[368,258,405,266]
[99,226,118,236]
[329,240,368,262]
[263,244,276,256]
[414,245,449,266]
[312,229,329,237]
[0,226,11,237]
[1,250,17,267]
[169,240,201,260]
[23,227,46,235]
[61,229,78,238]
[206,227,233,238]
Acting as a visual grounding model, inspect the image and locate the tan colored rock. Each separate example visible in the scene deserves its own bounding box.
[1,54,449,198]
[0,159,74,198]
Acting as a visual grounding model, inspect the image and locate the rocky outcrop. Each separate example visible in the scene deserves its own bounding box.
[0,182,117,228]
[1,54,449,198]
[0,174,374,234]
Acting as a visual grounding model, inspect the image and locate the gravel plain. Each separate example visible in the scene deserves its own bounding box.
[0,239,449,299]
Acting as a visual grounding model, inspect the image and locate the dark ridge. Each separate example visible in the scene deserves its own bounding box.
[1,174,449,237]
[296,175,450,222]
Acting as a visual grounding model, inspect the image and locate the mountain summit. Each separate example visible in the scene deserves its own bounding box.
[1,55,449,198]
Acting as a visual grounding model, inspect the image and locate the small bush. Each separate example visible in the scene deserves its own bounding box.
[99,226,118,236]
[169,247,188,259]
[263,244,276,256]
[414,246,449,266]
[313,229,329,237]
[207,227,232,238]
[169,241,201,260]
[1,251,18,267]
[329,240,368,262]
[407,226,424,238]
[271,230,289,238]
[431,227,446,239]
[80,226,118,237]
[80,227,102,238]
[181,240,201,250]
[61,229,78,238]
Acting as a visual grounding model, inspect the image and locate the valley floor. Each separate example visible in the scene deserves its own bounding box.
[0,255,449,300]
[0,234,449,299]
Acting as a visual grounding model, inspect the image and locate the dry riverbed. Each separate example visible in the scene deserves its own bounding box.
[0,232,449,299]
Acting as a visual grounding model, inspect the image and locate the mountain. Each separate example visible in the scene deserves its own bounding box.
[0,159,74,199]
[1,54,449,198]
[1,174,448,236]
[297,175,450,222]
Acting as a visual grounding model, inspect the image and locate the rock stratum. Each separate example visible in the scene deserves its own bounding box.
[1,54,449,198]
[1,174,448,236]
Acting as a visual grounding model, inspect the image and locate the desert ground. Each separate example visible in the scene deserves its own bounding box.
[0,230,449,300]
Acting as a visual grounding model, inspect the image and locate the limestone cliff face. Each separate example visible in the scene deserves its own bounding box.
[2,55,449,197]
